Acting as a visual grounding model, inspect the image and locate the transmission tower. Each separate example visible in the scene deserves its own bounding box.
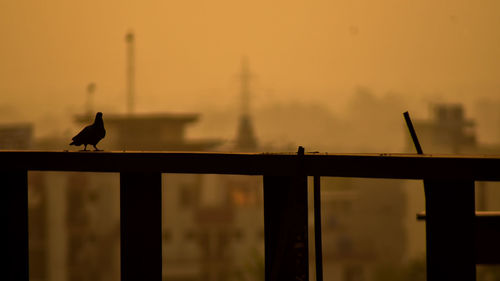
[236,57,258,150]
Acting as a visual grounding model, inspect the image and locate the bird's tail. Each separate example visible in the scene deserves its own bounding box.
[69,141,75,145]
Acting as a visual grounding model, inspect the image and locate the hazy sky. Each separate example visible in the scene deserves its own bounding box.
[0,0,499,122]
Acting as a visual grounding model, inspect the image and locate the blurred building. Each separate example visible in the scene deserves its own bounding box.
[75,113,220,151]
[404,104,500,264]
[407,104,476,154]
[0,123,33,149]
[319,177,407,281]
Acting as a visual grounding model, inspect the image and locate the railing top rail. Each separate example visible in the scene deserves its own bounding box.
[1,150,500,180]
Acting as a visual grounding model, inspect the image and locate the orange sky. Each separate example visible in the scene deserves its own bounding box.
[0,0,499,121]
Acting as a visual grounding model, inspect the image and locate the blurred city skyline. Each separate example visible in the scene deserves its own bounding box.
[0,0,499,147]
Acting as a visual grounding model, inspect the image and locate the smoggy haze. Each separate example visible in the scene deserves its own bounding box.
[0,0,499,142]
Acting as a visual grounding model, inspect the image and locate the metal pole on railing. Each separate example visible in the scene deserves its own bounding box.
[403,111,423,155]
[313,175,324,281]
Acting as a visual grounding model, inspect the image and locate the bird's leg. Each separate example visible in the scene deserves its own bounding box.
[82,144,88,151]
[93,145,102,151]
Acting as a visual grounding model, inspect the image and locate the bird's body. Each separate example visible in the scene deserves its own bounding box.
[70,112,106,151]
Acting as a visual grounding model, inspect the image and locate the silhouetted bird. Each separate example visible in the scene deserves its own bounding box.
[70,112,106,151]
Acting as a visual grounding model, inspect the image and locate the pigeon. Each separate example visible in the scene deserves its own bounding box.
[70,112,106,151]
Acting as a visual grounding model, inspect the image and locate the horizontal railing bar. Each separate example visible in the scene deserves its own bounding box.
[417,211,500,220]
[1,151,500,180]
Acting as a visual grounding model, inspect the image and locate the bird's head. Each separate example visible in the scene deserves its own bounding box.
[95,112,103,120]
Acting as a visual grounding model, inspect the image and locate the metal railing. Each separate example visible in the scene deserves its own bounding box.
[4,150,500,281]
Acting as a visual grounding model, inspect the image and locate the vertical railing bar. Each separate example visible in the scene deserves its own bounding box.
[4,170,29,281]
[424,179,476,280]
[120,172,162,281]
[263,175,309,281]
[313,175,324,281]
[263,147,309,281]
